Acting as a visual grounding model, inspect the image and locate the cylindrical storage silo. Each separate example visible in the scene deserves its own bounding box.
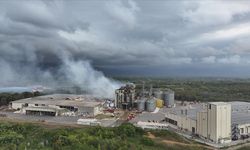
[137,99,146,111]
[156,99,164,108]
[146,99,156,112]
[153,90,163,100]
[163,91,175,107]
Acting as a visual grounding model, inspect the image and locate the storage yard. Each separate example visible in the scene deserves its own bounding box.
[3,83,250,148]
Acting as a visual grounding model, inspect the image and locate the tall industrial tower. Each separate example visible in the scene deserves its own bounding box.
[207,102,231,143]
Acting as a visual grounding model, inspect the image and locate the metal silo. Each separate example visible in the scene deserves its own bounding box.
[156,99,164,108]
[146,99,156,112]
[137,99,146,111]
[163,90,175,107]
[153,90,163,100]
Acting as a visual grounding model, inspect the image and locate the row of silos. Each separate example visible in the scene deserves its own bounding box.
[153,89,175,107]
[136,98,157,112]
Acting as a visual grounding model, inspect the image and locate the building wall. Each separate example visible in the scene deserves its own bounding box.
[207,103,231,143]
[197,111,208,138]
[207,104,216,142]
[238,124,250,135]
[78,106,94,116]
[11,102,24,110]
[216,104,231,141]
[165,112,197,133]
[12,101,99,117]
[166,102,232,143]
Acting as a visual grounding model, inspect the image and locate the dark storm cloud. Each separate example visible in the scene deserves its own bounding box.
[1,0,250,84]
[0,0,122,98]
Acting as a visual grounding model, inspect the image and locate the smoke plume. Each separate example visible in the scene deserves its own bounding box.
[0,50,121,98]
[0,1,122,98]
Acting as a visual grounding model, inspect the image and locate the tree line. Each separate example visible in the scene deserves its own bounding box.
[0,92,42,106]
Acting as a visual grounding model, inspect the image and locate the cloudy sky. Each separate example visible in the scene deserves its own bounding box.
[1,0,250,78]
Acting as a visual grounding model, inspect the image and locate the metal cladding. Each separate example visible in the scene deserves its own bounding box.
[163,90,175,107]
[146,99,156,112]
[137,99,146,111]
[115,83,136,109]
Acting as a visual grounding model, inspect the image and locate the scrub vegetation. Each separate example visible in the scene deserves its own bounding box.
[0,121,209,150]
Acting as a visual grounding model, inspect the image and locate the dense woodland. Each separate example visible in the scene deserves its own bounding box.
[0,122,208,150]
[0,92,42,106]
[115,77,250,102]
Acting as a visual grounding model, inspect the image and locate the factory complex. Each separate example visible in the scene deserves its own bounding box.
[165,102,231,143]
[115,83,175,112]
[8,83,250,146]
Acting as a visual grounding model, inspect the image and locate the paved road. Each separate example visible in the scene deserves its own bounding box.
[0,111,117,127]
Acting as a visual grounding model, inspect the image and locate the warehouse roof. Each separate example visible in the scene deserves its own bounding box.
[230,101,250,124]
[11,94,104,107]
[209,102,229,106]
[166,103,204,120]
[130,112,165,123]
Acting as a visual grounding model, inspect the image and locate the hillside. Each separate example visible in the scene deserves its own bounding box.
[0,121,210,150]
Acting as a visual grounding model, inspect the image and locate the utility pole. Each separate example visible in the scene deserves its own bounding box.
[142,81,145,98]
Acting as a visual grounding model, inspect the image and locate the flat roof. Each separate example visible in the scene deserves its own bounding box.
[208,102,229,106]
[230,101,250,124]
[12,94,104,107]
[130,112,165,123]
[167,103,204,120]
[167,101,250,124]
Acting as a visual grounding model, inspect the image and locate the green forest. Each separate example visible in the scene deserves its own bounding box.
[0,122,208,150]
[115,77,250,102]
[0,92,42,106]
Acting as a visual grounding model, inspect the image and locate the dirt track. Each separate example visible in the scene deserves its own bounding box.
[147,132,214,150]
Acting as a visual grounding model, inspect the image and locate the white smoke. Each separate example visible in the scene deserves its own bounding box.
[0,54,122,98]
[0,0,124,98]
[61,56,121,98]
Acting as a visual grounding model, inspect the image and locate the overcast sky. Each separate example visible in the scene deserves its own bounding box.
[1,0,250,77]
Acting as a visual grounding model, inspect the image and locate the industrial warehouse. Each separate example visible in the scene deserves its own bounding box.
[10,94,104,117]
[8,83,250,146]
[163,101,250,144]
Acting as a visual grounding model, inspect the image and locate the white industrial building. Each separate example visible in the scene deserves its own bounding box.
[10,94,104,117]
[77,119,101,126]
[165,101,250,144]
[136,121,168,130]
